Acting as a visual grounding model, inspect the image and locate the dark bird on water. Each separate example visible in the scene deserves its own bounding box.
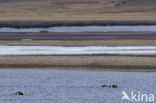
[101,84,120,88]
[15,90,26,95]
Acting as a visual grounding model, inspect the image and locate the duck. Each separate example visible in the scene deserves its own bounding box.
[101,84,120,88]
[15,90,26,95]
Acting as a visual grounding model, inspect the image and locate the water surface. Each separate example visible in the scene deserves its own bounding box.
[1,25,156,32]
[0,69,156,103]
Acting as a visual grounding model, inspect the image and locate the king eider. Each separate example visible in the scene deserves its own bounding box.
[101,84,120,88]
[15,90,26,95]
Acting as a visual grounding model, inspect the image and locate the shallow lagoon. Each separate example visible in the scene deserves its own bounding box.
[0,69,156,103]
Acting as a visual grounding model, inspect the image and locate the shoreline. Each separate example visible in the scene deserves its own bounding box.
[1,40,156,46]
[0,21,156,28]
[0,55,156,72]
[0,67,156,73]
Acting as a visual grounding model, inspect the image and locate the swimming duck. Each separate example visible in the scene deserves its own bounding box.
[15,90,26,95]
[101,84,120,88]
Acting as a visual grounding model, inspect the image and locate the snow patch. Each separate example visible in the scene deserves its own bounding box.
[1,46,156,55]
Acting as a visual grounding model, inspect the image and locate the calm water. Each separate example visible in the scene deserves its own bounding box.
[0,25,156,32]
[0,69,156,103]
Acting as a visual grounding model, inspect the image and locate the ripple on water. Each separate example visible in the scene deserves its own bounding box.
[0,69,156,103]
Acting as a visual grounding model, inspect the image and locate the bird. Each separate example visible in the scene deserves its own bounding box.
[15,90,26,95]
[101,84,120,88]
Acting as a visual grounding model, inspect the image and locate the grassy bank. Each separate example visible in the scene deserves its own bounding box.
[0,0,156,22]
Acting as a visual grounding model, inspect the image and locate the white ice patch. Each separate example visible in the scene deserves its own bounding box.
[1,46,156,55]
[1,25,156,32]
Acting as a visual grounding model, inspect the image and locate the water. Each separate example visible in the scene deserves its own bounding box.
[1,25,156,32]
[0,69,156,103]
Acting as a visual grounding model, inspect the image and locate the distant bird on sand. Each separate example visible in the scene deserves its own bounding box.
[101,84,120,88]
[15,90,26,95]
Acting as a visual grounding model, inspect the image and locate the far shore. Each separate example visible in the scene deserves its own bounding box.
[1,40,156,46]
[0,67,155,72]
[0,56,156,72]
[0,21,156,28]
